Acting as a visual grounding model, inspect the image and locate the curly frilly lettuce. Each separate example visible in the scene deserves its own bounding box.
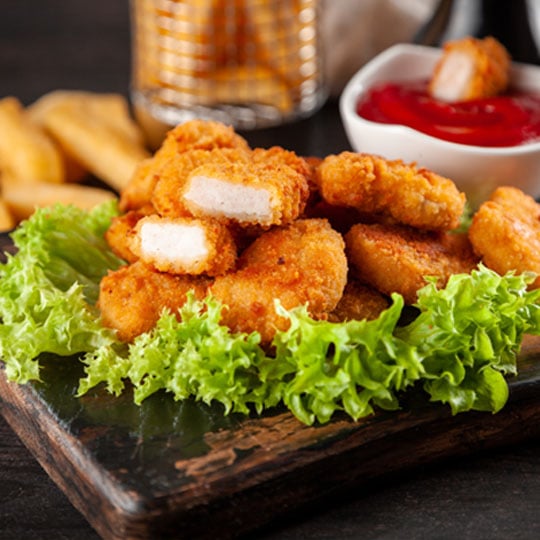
[79,267,540,425]
[0,202,123,382]
[398,268,540,414]
[1,203,540,424]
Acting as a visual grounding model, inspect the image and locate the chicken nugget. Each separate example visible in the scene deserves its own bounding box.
[182,158,310,228]
[252,145,317,206]
[98,260,211,342]
[121,120,249,212]
[118,158,157,213]
[151,147,247,219]
[429,36,510,103]
[468,186,540,288]
[316,152,465,231]
[251,146,314,181]
[328,280,390,323]
[105,209,149,263]
[345,223,478,304]
[210,219,347,344]
[158,119,250,157]
[129,215,237,276]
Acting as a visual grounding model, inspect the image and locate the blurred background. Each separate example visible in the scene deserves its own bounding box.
[0,1,131,103]
[4,2,540,539]
[4,0,540,105]
[0,0,440,106]
[5,1,540,112]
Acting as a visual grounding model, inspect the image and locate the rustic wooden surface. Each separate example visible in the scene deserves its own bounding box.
[3,1,540,539]
[3,332,540,539]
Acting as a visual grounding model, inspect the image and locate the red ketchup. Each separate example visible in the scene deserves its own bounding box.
[356,81,540,147]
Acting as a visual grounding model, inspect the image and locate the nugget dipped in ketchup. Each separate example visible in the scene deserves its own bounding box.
[356,37,540,147]
[429,36,510,102]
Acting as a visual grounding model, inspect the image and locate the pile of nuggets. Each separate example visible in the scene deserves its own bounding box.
[99,119,540,346]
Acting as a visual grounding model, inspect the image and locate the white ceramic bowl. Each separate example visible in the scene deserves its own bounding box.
[340,43,540,206]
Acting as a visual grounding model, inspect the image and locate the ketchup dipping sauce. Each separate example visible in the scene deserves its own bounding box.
[356,80,540,148]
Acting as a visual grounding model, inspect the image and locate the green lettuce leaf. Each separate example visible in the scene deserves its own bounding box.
[271,297,424,424]
[79,295,275,415]
[396,267,540,414]
[0,202,123,382]
[1,203,540,425]
[10,201,123,304]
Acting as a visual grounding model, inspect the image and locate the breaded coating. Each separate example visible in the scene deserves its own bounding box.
[328,280,390,323]
[210,219,348,344]
[345,223,479,304]
[119,158,157,213]
[251,146,314,184]
[129,215,237,276]
[251,146,319,210]
[182,158,310,228]
[121,119,250,214]
[468,186,540,288]
[105,209,148,263]
[151,148,248,219]
[157,119,250,157]
[304,199,393,234]
[316,152,465,231]
[429,36,510,103]
[98,261,211,342]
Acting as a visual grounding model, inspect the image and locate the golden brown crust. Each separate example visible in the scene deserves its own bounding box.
[316,152,465,231]
[118,158,157,213]
[151,148,247,219]
[104,209,148,263]
[182,158,310,227]
[210,219,348,345]
[468,186,540,288]
[429,36,510,102]
[98,261,211,342]
[328,280,390,323]
[158,119,251,156]
[345,223,478,304]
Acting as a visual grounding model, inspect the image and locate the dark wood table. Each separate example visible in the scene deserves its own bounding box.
[3,2,540,539]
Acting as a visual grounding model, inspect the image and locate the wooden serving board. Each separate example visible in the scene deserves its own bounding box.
[2,218,540,539]
[3,338,540,539]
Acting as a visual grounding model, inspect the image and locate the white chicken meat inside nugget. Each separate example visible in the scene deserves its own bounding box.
[129,215,237,276]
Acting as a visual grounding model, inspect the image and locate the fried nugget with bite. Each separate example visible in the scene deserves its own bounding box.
[120,120,250,213]
[182,158,310,228]
[345,223,479,304]
[468,186,540,288]
[210,219,347,345]
[151,147,248,219]
[429,36,510,103]
[316,152,465,231]
[129,215,237,276]
[98,260,211,342]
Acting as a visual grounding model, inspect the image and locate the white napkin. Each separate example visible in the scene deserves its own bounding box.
[321,0,437,96]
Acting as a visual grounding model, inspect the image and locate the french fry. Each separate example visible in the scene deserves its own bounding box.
[28,90,146,148]
[0,96,64,184]
[28,91,150,192]
[2,179,116,222]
